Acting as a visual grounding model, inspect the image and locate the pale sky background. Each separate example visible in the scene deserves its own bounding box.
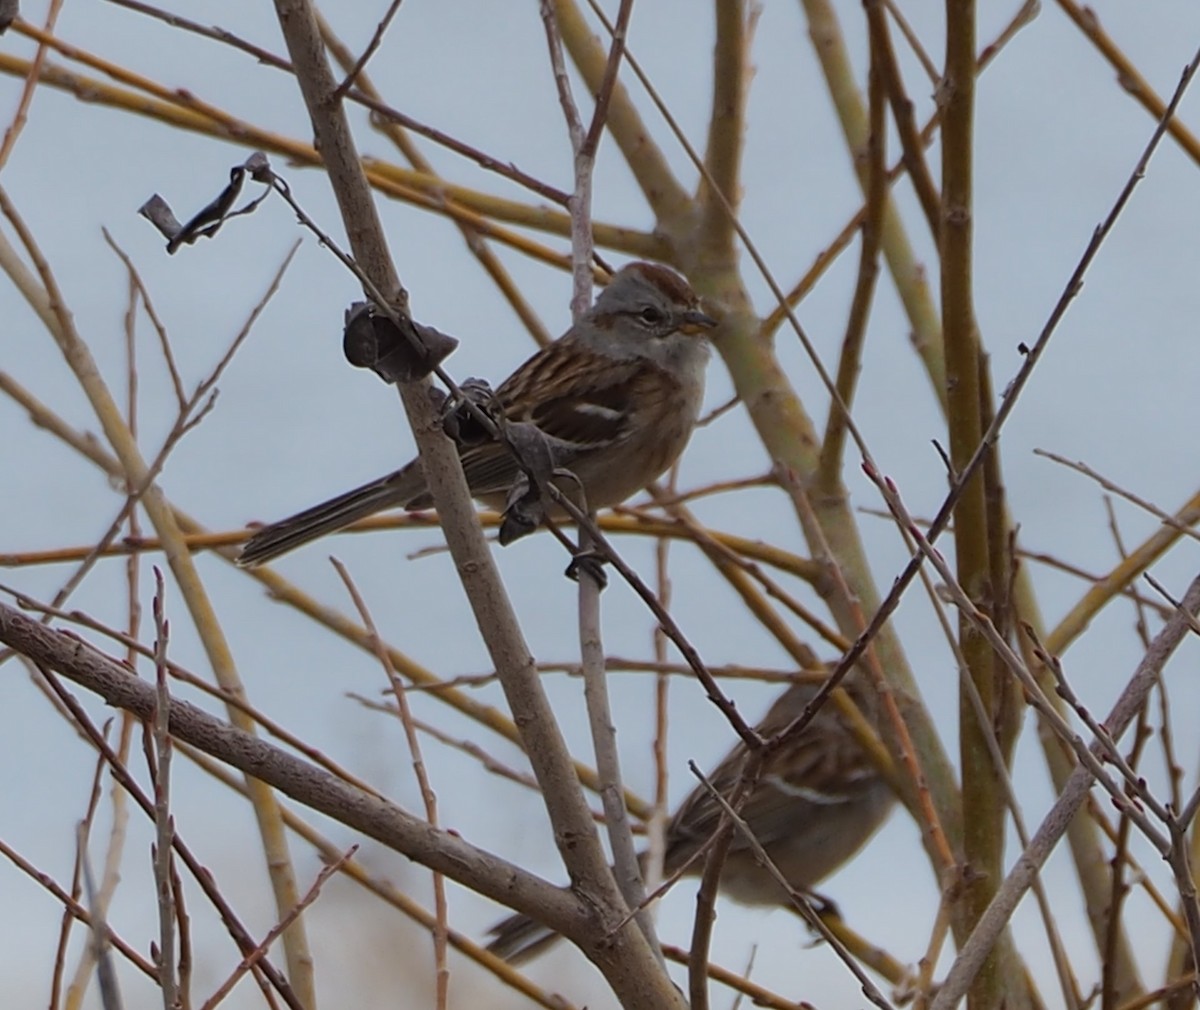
[4,2,1200,1008]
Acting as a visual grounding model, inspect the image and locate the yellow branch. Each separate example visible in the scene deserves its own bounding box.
[0,38,668,262]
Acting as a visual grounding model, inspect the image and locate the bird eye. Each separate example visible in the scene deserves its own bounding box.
[638,306,666,326]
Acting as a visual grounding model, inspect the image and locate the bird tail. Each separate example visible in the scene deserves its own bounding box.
[486,848,654,963]
[484,912,563,964]
[237,469,418,567]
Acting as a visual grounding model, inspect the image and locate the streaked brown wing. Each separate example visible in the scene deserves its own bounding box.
[661,744,748,872]
[498,336,673,451]
[407,335,681,508]
[527,383,632,447]
[458,442,525,497]
[663,682,877,871]
[736,743,878,852]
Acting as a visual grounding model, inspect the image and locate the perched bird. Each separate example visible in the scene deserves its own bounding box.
[237,262,716,566]
[486,677,894,963]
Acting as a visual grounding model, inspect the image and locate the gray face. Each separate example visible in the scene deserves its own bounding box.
[583,263,716,366]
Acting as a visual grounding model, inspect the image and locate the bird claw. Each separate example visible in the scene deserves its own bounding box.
[801,888,841,923]
[438,377,499,447]
[565,550,608,589]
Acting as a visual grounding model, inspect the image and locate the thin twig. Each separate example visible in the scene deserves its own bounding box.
[198,849,357,1010]
[332,560,450,1010]
[686,761,896,1010]
[52,727,113,1009]
[0,602,583,964]
[80,828,124,1010]
[541,0,659,965]
[151,570,179,1010]
[36,663,306,1010]
[1036,449,1200,546]
[331,0,402,97]
[0,177,318,1003]
[103,226,185,407]
[928,576,1200,1010]
[0,834,157,981]
[817,12,886,491]
[0,0,65,169]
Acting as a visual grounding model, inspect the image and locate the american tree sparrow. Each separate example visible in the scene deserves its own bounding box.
[238,262,716,566]
[486,676,894,963]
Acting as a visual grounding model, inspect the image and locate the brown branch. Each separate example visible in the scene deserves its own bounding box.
[930,575,1200,1010]
[179,741,582,1010]
[580,0,634,158]
[0,0,64,170]
[817,16,886,493]
[865,0,940,235]
[557,0,691,223]
[316,16,555,347]
[150,573,179,1010]
[0,172,319,1006]
[1055,0,1200,169]
[540,0,662,966]
[697,0,751,258]
[330,0,401,97]
[333,562,450,1009]
[4,511,822,583]
[32,10,572,205]
[938,0,1006,984]
[0,602,584,934]
[269,5,679,1006]
[1100,501,1155,1010]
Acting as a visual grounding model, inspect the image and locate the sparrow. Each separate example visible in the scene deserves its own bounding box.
[238,262,716,566]
[485,676,894,963]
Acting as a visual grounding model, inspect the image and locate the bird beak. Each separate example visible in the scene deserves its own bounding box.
[677,309,718,335]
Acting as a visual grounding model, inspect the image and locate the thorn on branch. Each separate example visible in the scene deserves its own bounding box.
[931,438,955,480]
